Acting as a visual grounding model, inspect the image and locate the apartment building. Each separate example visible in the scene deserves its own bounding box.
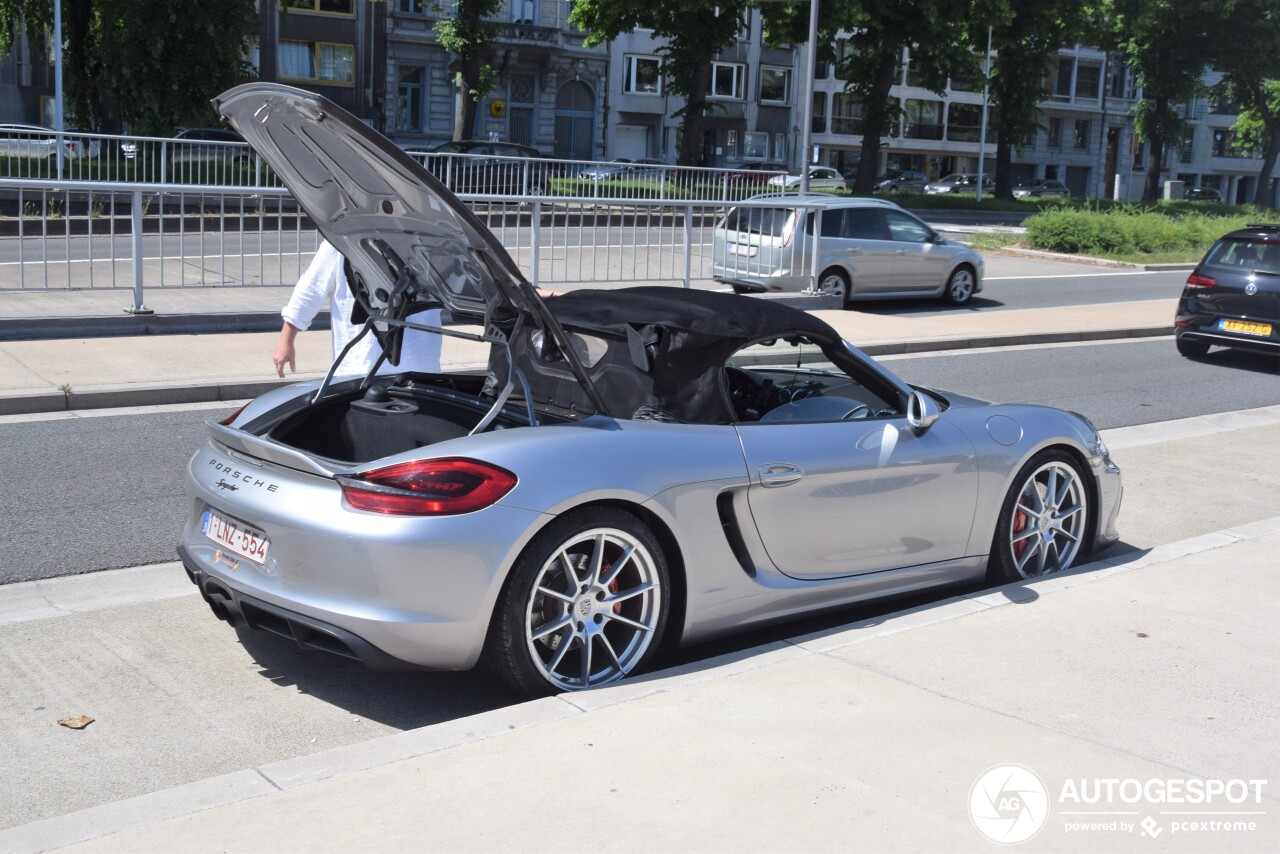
[385,0,607,159]
[607,11,798,166]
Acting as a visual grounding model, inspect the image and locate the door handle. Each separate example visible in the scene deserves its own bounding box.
[758,463,804,488]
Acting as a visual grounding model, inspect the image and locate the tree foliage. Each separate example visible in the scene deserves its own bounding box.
[1107,0,1215,203]
[1213,0,1280,206]
[570,0,747,165]
[765,0,1000,192]
[433,0,504,141]
[0,0,255,134]
[987,0,1088,199]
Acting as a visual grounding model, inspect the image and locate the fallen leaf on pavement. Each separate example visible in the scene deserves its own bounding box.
[58,715,94,730]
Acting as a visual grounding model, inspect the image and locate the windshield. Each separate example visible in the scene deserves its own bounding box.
[722,206,794,237]
[1202,238,1280,274]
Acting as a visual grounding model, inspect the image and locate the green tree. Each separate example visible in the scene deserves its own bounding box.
[1109,0,1213,203]
[433,0,504,141]
[569,0,747,165]
[1212,0,1280,206]
[987,0,1089,199]
[767,0,999,193]
[0,0,255,133]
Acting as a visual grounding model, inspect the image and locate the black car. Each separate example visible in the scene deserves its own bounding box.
[1174,223,1280,359]
[423,140,555,195]
[1183,186,1223,203]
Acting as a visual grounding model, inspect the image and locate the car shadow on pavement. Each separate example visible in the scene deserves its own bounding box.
[849,296,1006,315]
[234,627,516,729]
[1192,349,1280,375]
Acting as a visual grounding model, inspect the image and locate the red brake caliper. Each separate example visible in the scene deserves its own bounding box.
[601,562,621,613]
[1011,506,1028,558]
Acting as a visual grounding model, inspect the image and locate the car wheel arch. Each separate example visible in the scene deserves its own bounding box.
[942,262,978,304]
[998,441,1100,562]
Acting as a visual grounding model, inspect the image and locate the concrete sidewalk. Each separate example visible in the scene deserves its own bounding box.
[4,514,1275,853]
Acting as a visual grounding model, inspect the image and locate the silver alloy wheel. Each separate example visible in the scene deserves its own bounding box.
[525,527,662,691]
[818,271,848,300]
[947,268,975,303]
[1006,461,1088,578]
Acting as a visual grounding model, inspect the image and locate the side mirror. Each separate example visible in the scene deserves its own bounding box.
[907,390,940,435]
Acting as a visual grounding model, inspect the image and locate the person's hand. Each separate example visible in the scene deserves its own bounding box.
[273,324,299,378]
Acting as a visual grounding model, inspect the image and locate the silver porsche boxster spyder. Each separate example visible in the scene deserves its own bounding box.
[178,84,1122,697]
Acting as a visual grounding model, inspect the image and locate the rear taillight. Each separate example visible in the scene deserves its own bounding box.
[337,458,516,516]
[218,404,248,426]
[1185,273,1216,289]
[781,213,798,248]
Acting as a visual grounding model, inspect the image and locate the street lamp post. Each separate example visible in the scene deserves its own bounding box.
[797,0,819,195]
[975,25,992,201]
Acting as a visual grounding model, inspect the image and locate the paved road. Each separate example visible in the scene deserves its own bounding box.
[3,338,1277,586]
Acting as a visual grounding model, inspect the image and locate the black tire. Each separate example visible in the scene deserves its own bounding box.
[943,265,977,305]
[988,449,1092,584]
[1176,334,1211,358]
[482,507,670,698]
[817,267,850,306]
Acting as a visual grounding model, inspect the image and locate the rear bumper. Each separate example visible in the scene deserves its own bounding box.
[1175,308,1280,353]
[179,544,427,671]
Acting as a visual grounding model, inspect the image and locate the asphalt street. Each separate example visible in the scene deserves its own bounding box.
[2,337,1277,587]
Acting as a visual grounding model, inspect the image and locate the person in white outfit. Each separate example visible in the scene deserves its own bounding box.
[273,241,443,378]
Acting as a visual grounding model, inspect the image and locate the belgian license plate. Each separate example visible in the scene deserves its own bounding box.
[728,244,757,258]
[1220,318,1273,337]
[202,507,269,565]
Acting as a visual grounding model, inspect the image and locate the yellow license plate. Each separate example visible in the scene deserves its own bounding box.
[1220,319,1273,337]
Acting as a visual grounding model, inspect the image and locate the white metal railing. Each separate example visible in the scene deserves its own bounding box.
[0,128,801,201]
[0,179,826,310]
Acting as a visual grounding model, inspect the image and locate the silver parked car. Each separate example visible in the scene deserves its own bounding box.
[925,173,995,194]
[1012,178,1070,199]
[711,196,985,306]
[766,166,848,191]
[179,84,1122,697]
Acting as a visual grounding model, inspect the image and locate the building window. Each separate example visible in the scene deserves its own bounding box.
[284,0,354,14]
[743,131,768,159]
[1075,63,1101,101]
[1110,62,1130,99]
[831,93,864,136]
[773,132,786,161]
[759,67,791,104]
[623,55,661,95]
[1023,129,1037,148]
[1073,119,1091,149]
[396,67,425,132]
[279,41,355,84]
[1213,128,1244,157]
[1053,57,1074,100]
[710,62,746,100]
[513,0,535,24]
[811,91,827,134]
[1179,128,1194,163]
[946,103,981,142]
[725,130,738,159]
[902,99,944,140]
[1048,117,1063,148]
[397,0,429,12]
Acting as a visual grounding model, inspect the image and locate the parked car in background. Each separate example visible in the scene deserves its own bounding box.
[873,170,929,192]
[120,127,249,166]
[577,158,632,180]
[0,123,86,159]
[1174,222,1280,358]
[1183,186,1223,203]
[766,166,847,192]
[424,139,555,195]
[925,173,995,195]
[728,160,788,186]
[578,157,667,182]
[1012,178,1070,199]
[711,195,984,306]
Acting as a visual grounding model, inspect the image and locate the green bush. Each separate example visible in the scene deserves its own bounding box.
[1023,207,1262,257]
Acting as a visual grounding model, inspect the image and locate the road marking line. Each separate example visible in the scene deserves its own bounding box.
[985,271,1168,280]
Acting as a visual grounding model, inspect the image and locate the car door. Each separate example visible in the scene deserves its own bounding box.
[835,208,898,295]
[733,346,979,580]
[883,210,952,294]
